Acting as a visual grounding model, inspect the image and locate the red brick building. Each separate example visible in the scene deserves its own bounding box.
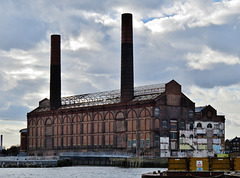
[19,128,27,155]
[26,13,225,157]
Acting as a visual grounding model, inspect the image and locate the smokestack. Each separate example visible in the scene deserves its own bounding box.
[121,13,134,102]
[50,34,61,110]
[0,135,3,151]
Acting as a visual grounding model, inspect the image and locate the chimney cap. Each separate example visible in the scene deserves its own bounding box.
[51,34,61,37]
[122,13,132,15]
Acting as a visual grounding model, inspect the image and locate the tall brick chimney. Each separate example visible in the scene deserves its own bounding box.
[121,13,134,102]
[50,34,61,110]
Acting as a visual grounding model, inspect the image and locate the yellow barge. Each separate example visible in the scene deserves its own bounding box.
[142,157,240,178]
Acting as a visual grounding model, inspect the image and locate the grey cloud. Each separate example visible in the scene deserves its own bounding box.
[0,105,29,121]
[184,63,240,88]
[0,3,48,51]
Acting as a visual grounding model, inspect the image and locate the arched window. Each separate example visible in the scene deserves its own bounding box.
[154,119,160,129]
[180,120,185,130]
[162,133,168,137]
[189,120,194,130]
[189,109,194,118]
[162,120,167,129]
[180,134,185,138]
[155,134,160,147]
[170,119,177,130]
[197,123,202,128]
[154,107,160,117]
[207,123,212,128]
[189,134,194,139]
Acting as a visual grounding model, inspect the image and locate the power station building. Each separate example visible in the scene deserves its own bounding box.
[26,13,225,157]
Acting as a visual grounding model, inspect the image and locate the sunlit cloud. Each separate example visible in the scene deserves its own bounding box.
[186,46,240,70]
[144,0,240,33]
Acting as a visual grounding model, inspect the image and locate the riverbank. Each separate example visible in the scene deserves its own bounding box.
[0,156,58,167]
[0,156,168,168]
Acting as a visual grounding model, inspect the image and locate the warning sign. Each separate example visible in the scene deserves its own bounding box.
[196,160,203,171]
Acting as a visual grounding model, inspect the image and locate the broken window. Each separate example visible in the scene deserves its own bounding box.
[127,140,131,148]
[170,132,178,139]
[189,120,194,130]
[162,120,167,129]
[180,120,185,130]
[170,120,177,130]
[155,134,160,147]
[162,133,168,137]
[189,109,194,118]
[154,107,160,117]
[207,123,212,128]
[197,123,202,128]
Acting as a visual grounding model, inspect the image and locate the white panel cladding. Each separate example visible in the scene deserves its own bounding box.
[160,137,170,157]
[213,139,221,144]
[197,139,207,144]
[196,129,206,135]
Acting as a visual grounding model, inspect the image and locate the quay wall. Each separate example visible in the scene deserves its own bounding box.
[0,156,168,168]
[0,156,59,167]
[60,156,168,168]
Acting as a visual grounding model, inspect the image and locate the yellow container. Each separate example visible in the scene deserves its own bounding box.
[211,157,230,171]
[234,157,240,171]
[168,158,188,171]
[189,157,209,171]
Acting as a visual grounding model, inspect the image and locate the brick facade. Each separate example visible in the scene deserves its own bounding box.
[27,80,200,156]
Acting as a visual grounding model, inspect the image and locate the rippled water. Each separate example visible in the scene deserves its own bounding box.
[0,166,167,178]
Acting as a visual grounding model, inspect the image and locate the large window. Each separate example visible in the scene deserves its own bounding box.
[127,140,131,148]
[180,120,185,130]
[170,120,177,130]
[214,124,219,129]
[155,134,160,147]
[133,140,136,148]
[189,109,194,118]
[162,120,167,129]
[140,140,144,148]
[207,123,212,128]
[146,140,150,148]
[189,120,194,130]
[162,133,168,137]
[197,123,202,128]
[170,132,178,139]
[154,107,160,117]
[180,134,185,138]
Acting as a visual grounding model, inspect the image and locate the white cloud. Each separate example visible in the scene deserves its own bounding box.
[144,0,240,33]
[185,46,240,70]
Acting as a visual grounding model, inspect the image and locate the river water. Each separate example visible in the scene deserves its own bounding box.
[0,166,167,178]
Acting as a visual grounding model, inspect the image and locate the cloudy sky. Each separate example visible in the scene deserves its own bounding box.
[0,0,240,148]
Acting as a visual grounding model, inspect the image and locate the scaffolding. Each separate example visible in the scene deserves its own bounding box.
[61,83,165,108]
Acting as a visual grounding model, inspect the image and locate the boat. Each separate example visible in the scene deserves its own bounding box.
[142,157,240,178]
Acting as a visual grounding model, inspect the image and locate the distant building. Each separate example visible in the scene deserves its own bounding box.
[25,13,225,157]
[19,128,27,155]
[225,137,240,156]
